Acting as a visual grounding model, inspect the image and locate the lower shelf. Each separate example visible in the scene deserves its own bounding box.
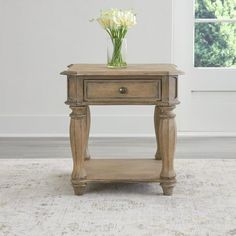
[83,159,162,183]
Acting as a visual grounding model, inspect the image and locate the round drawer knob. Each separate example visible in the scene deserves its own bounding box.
[119,87,128,94]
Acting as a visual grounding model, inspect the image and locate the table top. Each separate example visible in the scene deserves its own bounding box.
[61,64,184,76]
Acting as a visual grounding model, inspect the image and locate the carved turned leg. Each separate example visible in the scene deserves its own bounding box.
[154,106,161,160]
[70,106,87,195]
[85,106,91,160]
[155,106,177,196]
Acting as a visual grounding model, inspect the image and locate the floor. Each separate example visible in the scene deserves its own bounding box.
[0,137,236,236]
[0,137,236,159]
[0,158,236,236]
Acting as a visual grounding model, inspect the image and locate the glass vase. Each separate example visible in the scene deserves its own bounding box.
[107,37,127,68]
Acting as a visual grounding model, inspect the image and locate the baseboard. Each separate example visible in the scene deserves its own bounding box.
[1,132,236,138]
[177,132,236,138]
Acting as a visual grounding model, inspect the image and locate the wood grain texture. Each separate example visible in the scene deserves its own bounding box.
[156,106,177,195]
[70,106,87,195]
[83,159,162,183]
[67,76,83,105]
[62,64,182,196]
[61,64,184,76]
[85,106,91,161]
[84,80,161,102]
[154,106,161,160]
[65,69,180,106]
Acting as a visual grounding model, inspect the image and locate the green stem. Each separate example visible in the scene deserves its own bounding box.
[107,27,128,68]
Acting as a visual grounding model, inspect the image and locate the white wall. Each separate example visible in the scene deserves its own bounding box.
[0,0,173,137]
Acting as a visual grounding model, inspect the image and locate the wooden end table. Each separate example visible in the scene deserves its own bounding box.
[61,64,183,196]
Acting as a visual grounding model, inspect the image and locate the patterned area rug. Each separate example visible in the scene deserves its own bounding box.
[0,159,236,236]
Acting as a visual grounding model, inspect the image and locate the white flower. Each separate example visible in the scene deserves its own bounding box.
[97,9,136,29]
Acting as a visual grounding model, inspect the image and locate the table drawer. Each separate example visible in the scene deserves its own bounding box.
[84,80,161,101]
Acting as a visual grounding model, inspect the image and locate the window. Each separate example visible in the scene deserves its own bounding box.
[194,0,236,67]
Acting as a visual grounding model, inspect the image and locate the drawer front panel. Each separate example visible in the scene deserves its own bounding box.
[84,80,161,101]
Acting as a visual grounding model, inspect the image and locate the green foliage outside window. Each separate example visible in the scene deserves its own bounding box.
[195,0,236,67]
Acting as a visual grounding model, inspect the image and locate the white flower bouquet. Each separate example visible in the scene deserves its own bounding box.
[95,9,136,68]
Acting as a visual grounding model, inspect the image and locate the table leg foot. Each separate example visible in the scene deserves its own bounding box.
[160,177,176,196]
[72,183,87,196]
